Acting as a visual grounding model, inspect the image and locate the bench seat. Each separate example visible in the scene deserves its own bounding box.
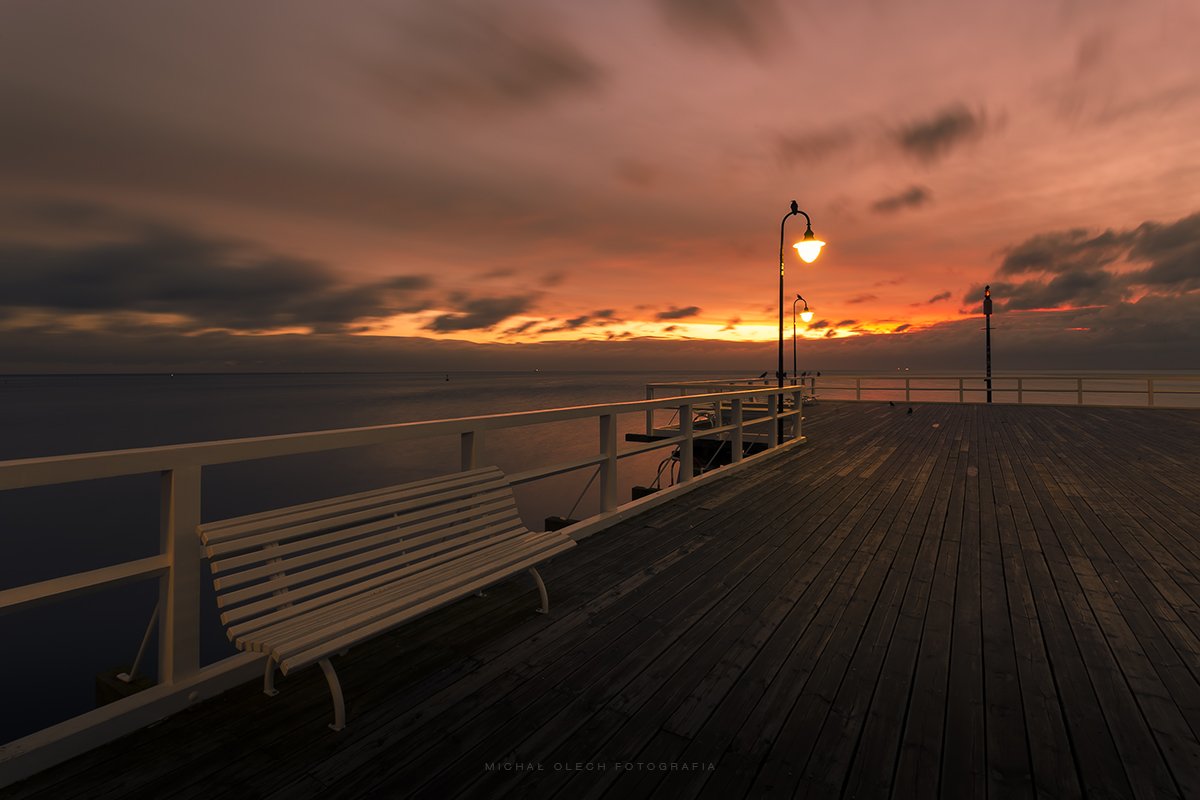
[197,465,575,729]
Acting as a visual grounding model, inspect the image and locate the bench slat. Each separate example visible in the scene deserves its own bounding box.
[200,466,504,537]
[233,531,561,648]
[210,500,520,590]
[207,492,509,574]
[276,538,575,674]
[220,519,531,629]
[202,477,512,557]
[215,510,525,607]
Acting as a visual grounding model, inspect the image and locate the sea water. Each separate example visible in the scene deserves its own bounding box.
[0,370,740,743]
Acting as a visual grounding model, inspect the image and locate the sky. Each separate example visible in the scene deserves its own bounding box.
[1,0,1198,373]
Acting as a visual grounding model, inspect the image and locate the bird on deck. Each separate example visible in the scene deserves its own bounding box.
[889,401,895,407]
[907,407,913,415]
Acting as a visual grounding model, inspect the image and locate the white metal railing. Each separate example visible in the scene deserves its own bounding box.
[648,373,1200,409]
[0,383,804,785]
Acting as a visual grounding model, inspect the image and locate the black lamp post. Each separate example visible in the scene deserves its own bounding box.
[792,293,813,385]
[777,201,823,440]
[984,284,993,403]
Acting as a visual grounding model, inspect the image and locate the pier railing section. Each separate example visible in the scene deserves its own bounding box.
[0,384,803,786]
[646,374,1200,409]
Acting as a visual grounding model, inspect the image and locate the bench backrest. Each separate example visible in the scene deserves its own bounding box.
[197,466,527,629]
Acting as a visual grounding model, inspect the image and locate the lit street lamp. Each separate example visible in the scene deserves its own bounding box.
[792,293,813,384]
[778,201,824,439]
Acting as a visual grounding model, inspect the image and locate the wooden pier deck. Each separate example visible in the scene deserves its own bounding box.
[9,401,1200,799]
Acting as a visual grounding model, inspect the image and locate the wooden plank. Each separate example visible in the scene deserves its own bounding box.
[976,409,1036,797]
[836,405,967,799]
[698,406,950,799]
[989,418,1080,799]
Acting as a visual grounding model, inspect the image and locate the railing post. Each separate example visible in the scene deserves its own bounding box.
[792,389,804,440]
[159,466,201,684]
[645,386,654,436]
[958,377,964,403]
[731,398,743,463]
[905,378,911,403]
[768,393,779,448]
[599,414,618,511]
[460,431,480,471]
[679,403,694,483]
[1017,378,1023,404]
[855,378,862,401]
[1148,379,1155,407]
[1077,377,1084,405]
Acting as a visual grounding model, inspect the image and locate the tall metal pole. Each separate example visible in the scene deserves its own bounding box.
[984,284,993,403]
[792,296,798,385]
[778,201,810,440]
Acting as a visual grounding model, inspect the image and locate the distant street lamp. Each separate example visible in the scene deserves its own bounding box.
[778,201,824,440]
[792,294,813,384]
[984,284,993,403]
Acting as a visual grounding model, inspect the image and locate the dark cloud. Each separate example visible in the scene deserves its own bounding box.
[721,317,741,332]
[927,291,952,303]
[893,324,911,333]
[655,0,784,56]
[1126,212,1200,290]
[534,308,619,333]
[776,128,858,166]
[425,294,537,332]
[0,94,586,247]
[540,271,567,287]
[978,211,1200,313]
[0,223,431,332]
[999,228,1133,275]
[871,185,932,214]
[502,319,540,335]
[808,319,829,330]
[478,268,516,280]
[966,269,1124,313]
[824,330,838,338]
[846,294,877,305]
[836,319,857,327]
[656,305,701,320]
[367,3,603,115]
[896,104,987,163]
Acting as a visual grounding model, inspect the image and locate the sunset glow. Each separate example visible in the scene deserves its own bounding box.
[1,0,1197,372]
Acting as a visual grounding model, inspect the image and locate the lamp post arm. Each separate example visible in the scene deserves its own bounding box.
[778,207,811,274]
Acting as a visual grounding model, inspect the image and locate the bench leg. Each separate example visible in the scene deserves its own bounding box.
[319,658,347,732]
[263,656,279,697]
[528,568,549,614]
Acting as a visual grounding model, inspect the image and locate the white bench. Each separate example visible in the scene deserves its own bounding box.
[196,465,575,730]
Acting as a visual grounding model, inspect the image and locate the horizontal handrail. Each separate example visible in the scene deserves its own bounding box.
[0,385,790,491]
[0,556,169,617]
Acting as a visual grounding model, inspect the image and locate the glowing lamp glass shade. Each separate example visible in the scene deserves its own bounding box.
[793,238,825,263]
[800,309,814,323]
